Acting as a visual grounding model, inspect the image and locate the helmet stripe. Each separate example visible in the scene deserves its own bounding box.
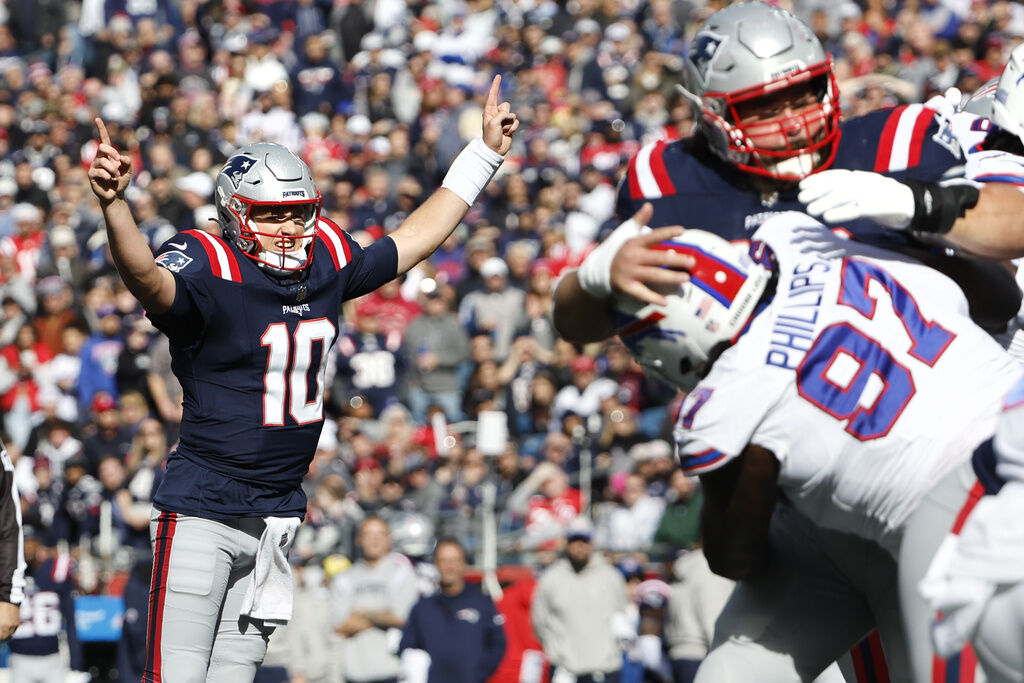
[186,230,241,282]
[650,242,745,306]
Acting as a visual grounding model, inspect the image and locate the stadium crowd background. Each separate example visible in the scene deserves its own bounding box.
[1,0,1024,679]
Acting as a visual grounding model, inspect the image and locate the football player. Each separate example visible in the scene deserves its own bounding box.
[553,2,1024,680]
[611,210,1019,682]
[88,75,518,682]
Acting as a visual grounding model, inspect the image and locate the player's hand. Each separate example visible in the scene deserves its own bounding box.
[0,601,19,640]
[609,204,694,307]
[923,87,961,120]
[482,75,519,157]
[88,118,133,204]
[798,169,915,229]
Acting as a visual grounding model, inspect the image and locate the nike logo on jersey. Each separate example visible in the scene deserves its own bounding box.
[168,241,187,250]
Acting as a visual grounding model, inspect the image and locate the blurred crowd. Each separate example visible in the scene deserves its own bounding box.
[2,0,1024,669]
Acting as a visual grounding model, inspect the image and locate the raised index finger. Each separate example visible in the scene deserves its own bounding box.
[485,75,501,111]
[95,117,111,147]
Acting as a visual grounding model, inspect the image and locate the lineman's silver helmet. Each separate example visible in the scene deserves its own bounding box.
[215,142,322,273]
[680,1,841,181]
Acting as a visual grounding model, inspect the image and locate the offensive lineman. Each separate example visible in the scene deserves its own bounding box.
[88,76,518,682]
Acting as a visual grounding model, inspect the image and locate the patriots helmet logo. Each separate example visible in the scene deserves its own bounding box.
[221,154,258,189]
[688,32,725,86]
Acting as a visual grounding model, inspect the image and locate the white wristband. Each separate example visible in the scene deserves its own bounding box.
[441,138,504,206]
[576,216,651,299]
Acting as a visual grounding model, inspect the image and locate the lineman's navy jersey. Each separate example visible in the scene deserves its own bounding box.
[9,555,81,669]
[617,105,963,246]
[147,217,398,518]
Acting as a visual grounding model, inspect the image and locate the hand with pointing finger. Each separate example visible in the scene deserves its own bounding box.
[482,74,520,156]
[88,118,133,204]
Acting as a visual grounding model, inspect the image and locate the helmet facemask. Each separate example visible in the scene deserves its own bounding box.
[227,193,321,274]
[216,143,323,276]
[703,61,841,182]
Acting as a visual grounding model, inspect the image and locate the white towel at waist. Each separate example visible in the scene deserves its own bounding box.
[241,516,301,624]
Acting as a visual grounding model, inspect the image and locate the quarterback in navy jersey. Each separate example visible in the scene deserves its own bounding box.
[89,75,519,683]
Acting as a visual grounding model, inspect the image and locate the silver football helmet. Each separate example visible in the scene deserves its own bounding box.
[612,230,772,392]
[965,42,1024,142]
[680,1,840,181]
[215,142,322,273]
[389,512,436,559]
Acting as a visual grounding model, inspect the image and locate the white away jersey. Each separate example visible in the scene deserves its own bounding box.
[674,212,1022,553]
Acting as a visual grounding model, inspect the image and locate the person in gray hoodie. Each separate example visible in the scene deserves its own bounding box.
[403,281,469,423]
[531,516,629,683]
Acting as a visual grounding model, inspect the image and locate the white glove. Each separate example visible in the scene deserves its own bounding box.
[798,169,916,229]
[919,533,996,658]
[923,87,961,121]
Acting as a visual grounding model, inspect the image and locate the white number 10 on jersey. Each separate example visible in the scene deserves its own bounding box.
[261,319,336,425]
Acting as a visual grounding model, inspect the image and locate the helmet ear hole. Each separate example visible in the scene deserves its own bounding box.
[678,357,692,376]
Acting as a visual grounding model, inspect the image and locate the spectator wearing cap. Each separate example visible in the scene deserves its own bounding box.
[128,190,177,254]
[76,304,124,414]
[399,537,507,683]
[355,278,421,343]
[552,353,619,426]
[55,453,103,545]
[175,171,216,218]
[454,236,496,300]
[594,471,665,554]
[292,32,352,117]
[507,461,581,549]
[0,322,53,451]
[404,281,469,424]
[80,392,131,476]
[36,227,90,294]
[0,203,45,283]
[238,79,303,151]
[12,161,50,214]
[532,515,628,682]
[458,256,526,361]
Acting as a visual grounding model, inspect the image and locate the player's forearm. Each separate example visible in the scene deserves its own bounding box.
[945,183,1024,259]
[391,189,470,275]
[102,198,175,312]
[552,270,617,343]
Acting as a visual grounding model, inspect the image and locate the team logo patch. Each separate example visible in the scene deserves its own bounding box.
[220,154,258,189]
[688,32,726,87]
[155,251,194,273]
[456,608,480,624]
[932,119,962,159]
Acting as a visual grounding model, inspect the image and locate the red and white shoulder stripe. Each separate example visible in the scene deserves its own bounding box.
[183,230,241,282]
[316,216,354,271]
[874,104,936,173]
[628,140,678,200]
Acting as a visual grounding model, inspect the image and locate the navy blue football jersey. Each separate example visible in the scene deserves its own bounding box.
[617,105,963,249]
[147,218,398,518]
[9,554,81,669]
[334,328,404,416]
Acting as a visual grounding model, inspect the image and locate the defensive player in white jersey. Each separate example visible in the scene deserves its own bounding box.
[605,209,1021,682]
[917,372,1024,683]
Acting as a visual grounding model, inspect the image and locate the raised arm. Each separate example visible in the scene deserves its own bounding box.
[390,75,519,275]
[88,118,176,313]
